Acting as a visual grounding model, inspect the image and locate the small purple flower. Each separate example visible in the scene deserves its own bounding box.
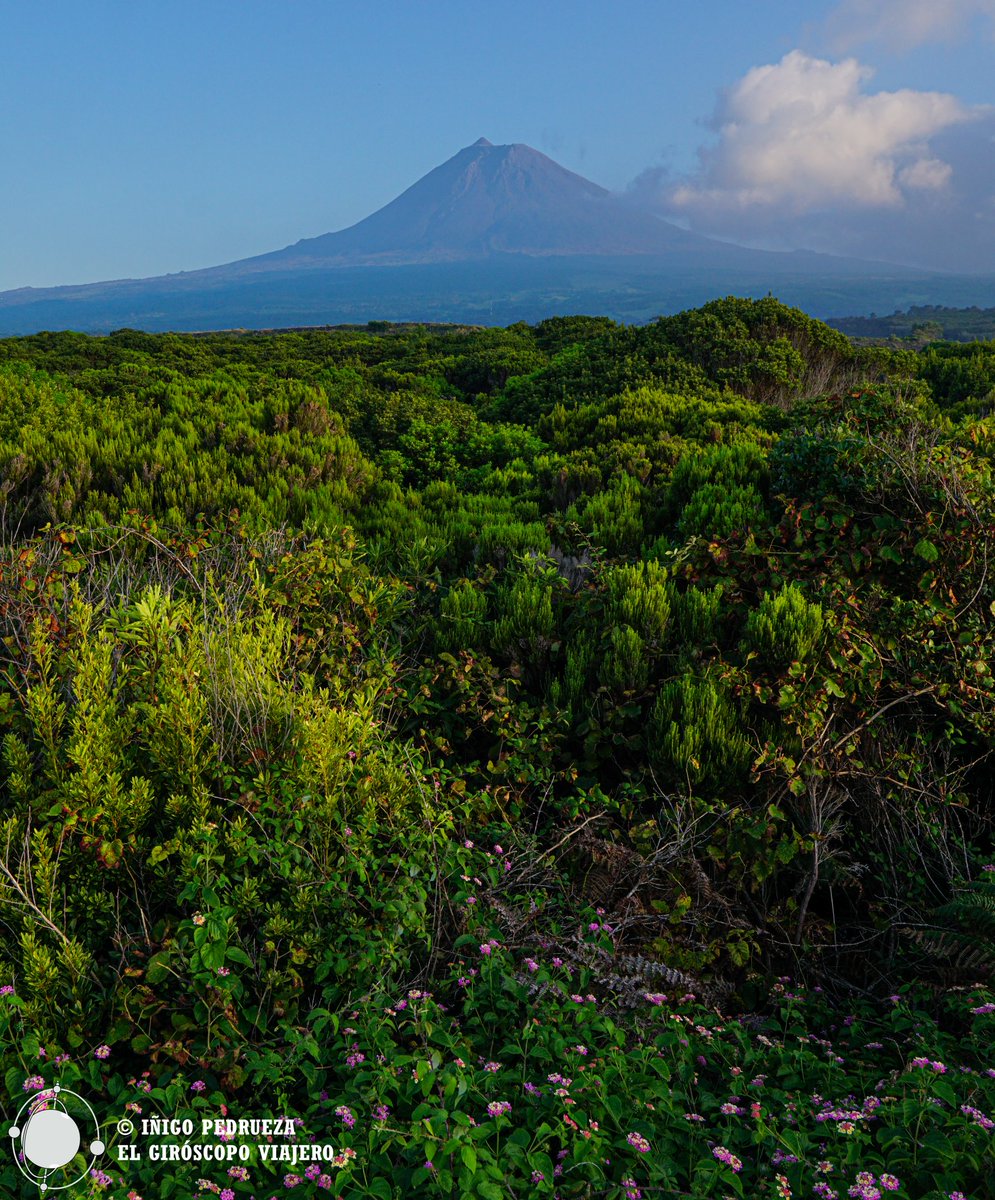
[94,1045,111,1060]
[190,1080,206,1093]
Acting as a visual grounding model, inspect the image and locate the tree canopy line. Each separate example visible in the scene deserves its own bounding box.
[0,298,993,1198]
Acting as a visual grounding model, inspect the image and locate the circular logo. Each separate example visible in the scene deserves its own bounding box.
[8,1086,104,1192]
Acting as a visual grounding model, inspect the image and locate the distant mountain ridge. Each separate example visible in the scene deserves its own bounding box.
[2,139,991,335]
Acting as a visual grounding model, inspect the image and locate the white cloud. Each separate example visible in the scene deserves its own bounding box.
[667,51,970,216]
[823,0,995,52]
[628,50,995,272]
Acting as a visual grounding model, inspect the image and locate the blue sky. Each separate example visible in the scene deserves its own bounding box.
[3,0,994,288]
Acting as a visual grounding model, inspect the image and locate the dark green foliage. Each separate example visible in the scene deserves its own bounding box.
[918,341,995,421]
[910,877,995,979]
[0,297,988,1012]
[830,302,995,343]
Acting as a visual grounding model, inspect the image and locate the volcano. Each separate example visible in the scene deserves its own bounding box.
[238,137,711,267]
[0,139,960,334]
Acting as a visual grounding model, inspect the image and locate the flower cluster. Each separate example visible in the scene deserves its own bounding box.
[961,1103,994,1130]
[711,1145,743,1172]
[909,1056,947,1072]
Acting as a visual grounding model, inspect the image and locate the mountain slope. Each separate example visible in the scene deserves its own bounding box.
[242,137,709,266]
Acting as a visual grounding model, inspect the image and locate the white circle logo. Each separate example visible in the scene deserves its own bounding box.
[22,1110,81,1169]
[8,1086,104,1192]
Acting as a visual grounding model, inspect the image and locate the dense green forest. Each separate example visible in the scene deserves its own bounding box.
[0,298,993,1199]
